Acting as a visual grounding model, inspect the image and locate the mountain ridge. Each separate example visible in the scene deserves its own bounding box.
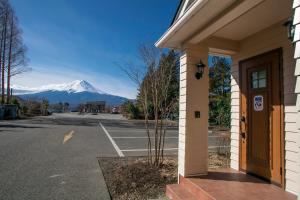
[12,80,106,95]
[13,80,130,106]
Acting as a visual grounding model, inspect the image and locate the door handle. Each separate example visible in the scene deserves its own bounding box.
[240,116,246,140]
[240,116,246,123]
[240,132,246,139]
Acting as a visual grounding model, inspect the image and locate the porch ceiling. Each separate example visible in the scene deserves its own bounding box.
[212,0,292,41]
[155,0,237,49]
[156,0,292,49]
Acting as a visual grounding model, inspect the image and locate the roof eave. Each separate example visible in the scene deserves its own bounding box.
[155,0,209,49]
[170,0,184,27]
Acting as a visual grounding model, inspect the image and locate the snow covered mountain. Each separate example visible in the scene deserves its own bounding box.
[13,80,129,106]
[12,80,105,95]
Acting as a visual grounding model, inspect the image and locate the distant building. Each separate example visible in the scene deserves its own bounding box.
[84,101,105,113]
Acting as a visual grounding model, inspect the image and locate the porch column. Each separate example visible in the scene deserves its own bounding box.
[178,45,209,177]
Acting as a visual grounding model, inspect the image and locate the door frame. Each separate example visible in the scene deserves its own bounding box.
[238,48,284,188]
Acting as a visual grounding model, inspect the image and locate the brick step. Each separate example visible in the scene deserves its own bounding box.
[179,176,215,200]
[166,184,198,200]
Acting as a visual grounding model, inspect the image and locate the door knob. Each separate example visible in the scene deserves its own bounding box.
[240,116,246,122]
[240,132,246,139]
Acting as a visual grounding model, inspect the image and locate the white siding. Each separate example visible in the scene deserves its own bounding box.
[230,71,240,170]
[230,22,299,194]
[178,53,187,176]
[293,1,300,198]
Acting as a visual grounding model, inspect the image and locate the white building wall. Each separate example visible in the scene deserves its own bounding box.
[230,69,240,170]
[178,53,187,176]
[293,1,300,198]
[230,22,298,194]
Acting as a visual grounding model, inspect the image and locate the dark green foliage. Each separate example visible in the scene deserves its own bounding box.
[160,50,180,106]
[123,101,141,119]
[10,97,19,106]
[209,56,231,128]
[160,51,180,120]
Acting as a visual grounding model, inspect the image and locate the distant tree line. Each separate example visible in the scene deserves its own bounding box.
[49,102,70,113]
[15,99,70,116]
[21,98,49,116]
[0,0,30,104]
[6,97,50,117]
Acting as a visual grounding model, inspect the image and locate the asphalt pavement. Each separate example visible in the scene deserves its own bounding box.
[0,113,116,200]
[0,113,229,200]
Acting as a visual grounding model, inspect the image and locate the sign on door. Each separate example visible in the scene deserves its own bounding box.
[254,95,263,111]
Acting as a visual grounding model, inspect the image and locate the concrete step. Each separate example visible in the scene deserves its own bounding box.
[166,184,198,200]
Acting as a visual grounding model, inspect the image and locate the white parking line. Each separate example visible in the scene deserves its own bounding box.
[121,148,178,152]
[112,137,178,139]
[99,122,124,157]
[120,146,229,152]
[110,136,226,138]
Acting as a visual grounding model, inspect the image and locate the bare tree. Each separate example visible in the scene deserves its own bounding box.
[120,44,179,166]
[155,51,179,164]
[1,2,8,103]
[6,7,13,103]
[0,0,30,104]
[118,55,153,164]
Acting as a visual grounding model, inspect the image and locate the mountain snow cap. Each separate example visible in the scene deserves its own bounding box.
[12,80,106,94]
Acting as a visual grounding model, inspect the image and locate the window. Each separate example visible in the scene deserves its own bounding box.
[251,69,267,89]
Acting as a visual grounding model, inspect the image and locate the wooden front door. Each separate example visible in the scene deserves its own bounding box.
[240,49,283,185]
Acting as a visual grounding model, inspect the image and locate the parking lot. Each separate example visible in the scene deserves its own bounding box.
[99,118,179,157]
[92,114,230,157]
[0,113,229,200]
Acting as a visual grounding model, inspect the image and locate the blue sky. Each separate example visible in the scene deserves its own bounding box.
[10,0,180,99]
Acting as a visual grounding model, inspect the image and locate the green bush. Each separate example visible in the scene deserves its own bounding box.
[123,101,140,119]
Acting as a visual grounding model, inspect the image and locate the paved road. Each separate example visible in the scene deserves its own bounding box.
[0,113,229,200]
[0,113,117,200]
